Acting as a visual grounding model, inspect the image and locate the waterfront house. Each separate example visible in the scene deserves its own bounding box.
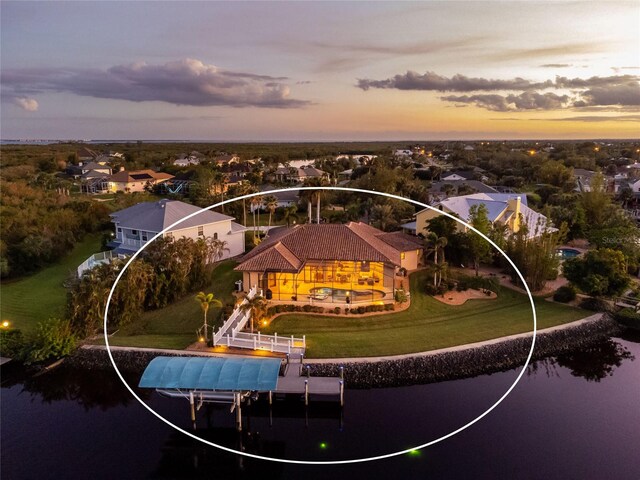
[108,199,246,256]
[235,223,422,304]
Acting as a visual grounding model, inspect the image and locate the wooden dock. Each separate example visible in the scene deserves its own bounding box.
[274,362,344,405]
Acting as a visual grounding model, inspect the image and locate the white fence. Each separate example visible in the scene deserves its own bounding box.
[212,285,306,354]
[77,250,127,277]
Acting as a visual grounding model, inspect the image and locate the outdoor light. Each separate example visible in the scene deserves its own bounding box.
[319,442,328,449]
[1,321,10,328]
[408,449,422,457]
[198,337,205,343]
[262,320,268,326]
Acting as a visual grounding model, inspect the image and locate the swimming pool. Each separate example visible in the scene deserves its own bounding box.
[556,248,581,259]
[308,287,387,301]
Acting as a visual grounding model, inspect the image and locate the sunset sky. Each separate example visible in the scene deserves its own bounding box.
[1,1,639,140]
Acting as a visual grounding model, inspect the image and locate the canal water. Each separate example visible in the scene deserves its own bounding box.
[2,332,639,479]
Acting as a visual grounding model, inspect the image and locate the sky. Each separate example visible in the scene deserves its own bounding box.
[1,1,639,141]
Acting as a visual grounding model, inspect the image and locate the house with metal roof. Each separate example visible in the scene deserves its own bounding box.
[415,193,553,238]
[235,223,422,304]
[108,199,246,256]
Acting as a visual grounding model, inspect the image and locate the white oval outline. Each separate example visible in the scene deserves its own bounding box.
[103,186,537,465]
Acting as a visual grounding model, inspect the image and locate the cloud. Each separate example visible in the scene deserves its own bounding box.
[540,64,571,68]
[544,115,640,122]
[578,83,640,106]
[487,42,606,62]
[359,70,640,112]
[357,71,553,92]
[441,91,570,112]
[13,96,39,111]
[1,58,309,108]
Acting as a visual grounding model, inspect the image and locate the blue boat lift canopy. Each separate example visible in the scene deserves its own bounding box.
[139,356,281,392]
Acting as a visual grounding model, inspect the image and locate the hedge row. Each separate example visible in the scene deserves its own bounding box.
[267,303,394,316]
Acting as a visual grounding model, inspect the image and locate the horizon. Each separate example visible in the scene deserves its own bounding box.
[1,1,639,140]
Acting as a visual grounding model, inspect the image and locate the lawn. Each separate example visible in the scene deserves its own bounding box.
[1,234,103,333]
[104,260,242,349]
[262,270,589,358]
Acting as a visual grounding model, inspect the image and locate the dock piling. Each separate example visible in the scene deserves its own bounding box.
[304,380,309,406]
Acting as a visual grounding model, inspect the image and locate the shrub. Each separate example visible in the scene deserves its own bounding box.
[344,308,350,314]
[395,289,408,303]
[553,285,577,303]
[23,318,77,364]
[578,297,613,313]
[0,329,26,358]
[614,308,640,330]
[384,303,395,311]
[333,307,341,314]
[357,306,365,314]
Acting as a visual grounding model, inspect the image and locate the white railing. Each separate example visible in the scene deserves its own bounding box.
[77,250,127,277]
[212,285,258,345]
[212,285,305,353]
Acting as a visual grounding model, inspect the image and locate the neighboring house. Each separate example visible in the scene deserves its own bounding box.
[441,170,489,182]
[76,147,98,162]
[174,155,201,167]
[428,180,498,202]
[573,168,598,192]
[416,193,552,238]
[274,165,328,183]
[213,153,240,166]
[336,154,377,164]
[394,149,413,158]
[81,162,112,176]
[250,185,300,212]
[235,222,423,303]
[107,169,174,193]
[108,199,246,256]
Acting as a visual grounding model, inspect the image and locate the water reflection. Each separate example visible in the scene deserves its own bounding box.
[529,337,635,382]
[1,363,148,410]
[152,430,285,479]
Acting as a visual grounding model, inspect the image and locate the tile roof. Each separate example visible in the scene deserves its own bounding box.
[110,199,236,232]
[378,231,424,251]
[236,222,419,272]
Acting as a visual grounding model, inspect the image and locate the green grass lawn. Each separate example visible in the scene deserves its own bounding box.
[104,260,241,349]
[1,234,103,333]
[262,270,588,358]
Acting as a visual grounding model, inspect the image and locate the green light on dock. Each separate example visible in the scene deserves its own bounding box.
[319,442,328,449]
[407,449,422,457]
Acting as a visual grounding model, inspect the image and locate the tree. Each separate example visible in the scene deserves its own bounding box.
[424,231,448,286]
[195,292,222,342]
[371,204,396,231]
[466,204,493,276]
[503,217,565,291]
[263,195,278,234]
[563,248,630,298]
[205,237,230,264]
[239,295,268,333]
[283,204,298,227]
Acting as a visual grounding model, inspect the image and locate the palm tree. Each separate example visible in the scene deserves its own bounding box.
[283,204,298,227]
[424,232,448,287]
[195,291,222,342]
[264,195,278,235]
[239,295,268,333]
[206,237,230,264]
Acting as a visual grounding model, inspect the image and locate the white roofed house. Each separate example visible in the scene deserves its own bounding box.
[415,193,553,239]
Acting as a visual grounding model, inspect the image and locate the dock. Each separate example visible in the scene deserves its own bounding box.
[139,355,344,431]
